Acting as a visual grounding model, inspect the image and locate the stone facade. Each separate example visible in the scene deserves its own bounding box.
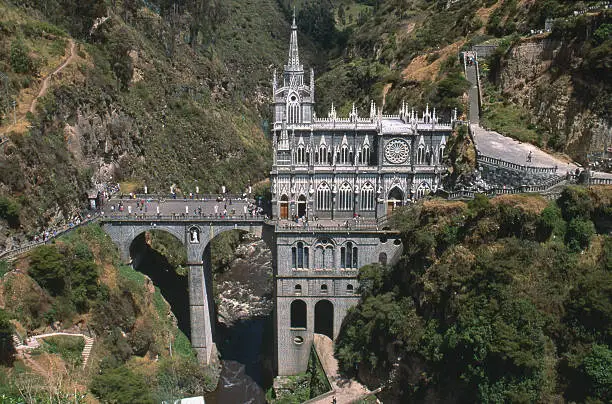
[271,17,455,222]
[274,229,402,375]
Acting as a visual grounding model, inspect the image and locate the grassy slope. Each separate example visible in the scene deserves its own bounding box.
[0,0,318,233]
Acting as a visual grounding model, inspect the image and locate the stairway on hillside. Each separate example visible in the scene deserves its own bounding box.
[81,336,94,368]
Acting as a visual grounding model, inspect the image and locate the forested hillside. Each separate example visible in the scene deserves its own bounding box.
[336,187,611,403]
[0,0,320,238]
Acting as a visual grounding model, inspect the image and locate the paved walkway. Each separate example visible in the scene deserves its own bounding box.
[105,197,256,218]
[465,53,480,124]
[310,334,373,404]
[464,53,579,174]
[471,125,579,172]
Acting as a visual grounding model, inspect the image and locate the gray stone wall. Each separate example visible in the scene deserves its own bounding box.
[479,163,559,188]
[274,229,402,375]
[102,220,403,376]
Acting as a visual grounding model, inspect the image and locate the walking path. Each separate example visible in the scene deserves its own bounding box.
[310,333,372,404]
[463,53,578,173]
[14,332,95,369]
[29,39,76,114]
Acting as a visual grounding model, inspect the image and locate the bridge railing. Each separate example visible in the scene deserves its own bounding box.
[0,213,102,261]
[100,213,267,222]
[477,154,559,173]
[106,194,250,202]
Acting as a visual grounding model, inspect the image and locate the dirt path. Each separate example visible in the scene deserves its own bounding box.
[29,39,76,114]
[311,334,372,404]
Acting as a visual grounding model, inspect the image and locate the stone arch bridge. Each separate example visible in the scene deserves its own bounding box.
[100,208,402,375]
[101,215,272,365]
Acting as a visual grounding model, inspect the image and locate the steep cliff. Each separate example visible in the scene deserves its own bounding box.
[498,33,610,162]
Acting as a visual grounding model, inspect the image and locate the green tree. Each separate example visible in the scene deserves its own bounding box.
[28,245,67,296]
[10,39,34,74]
[581,344,612,401]
[0,309,16,365]
[558,187,593,222]
[0,197,21,228]
[90,365,154,403]
[565,218,595,251]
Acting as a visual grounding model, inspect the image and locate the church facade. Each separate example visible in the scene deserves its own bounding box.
[270,18,456,221]
[271,16,455,376]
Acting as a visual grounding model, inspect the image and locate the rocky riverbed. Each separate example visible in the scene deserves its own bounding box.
[205,234,274,404]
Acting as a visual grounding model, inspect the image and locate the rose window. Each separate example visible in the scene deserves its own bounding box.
[385,139,410,164]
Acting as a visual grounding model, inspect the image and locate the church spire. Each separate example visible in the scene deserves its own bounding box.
[287,7,301,70]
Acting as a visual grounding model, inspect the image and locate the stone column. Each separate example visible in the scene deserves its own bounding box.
[187,242,214,365]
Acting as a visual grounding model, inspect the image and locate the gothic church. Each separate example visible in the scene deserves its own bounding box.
[271,15,456,221]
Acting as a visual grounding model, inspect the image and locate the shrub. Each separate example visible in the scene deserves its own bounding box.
[558,187,594,222]
[156,357,217,400]
[10,39,35,74]
[536,203,565,241]
[0,309,16,366]
[41,335,84,367]
[565,218,595,252]
[28,245,67,296]
[90,364,154,404]
[581,344,612,400]
[0,197,20,228]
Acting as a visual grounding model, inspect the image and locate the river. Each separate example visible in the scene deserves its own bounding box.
[132,232,275,403]
[205,235,274,403]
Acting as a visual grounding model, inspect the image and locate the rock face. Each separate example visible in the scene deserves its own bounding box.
[215,235,273,325]
[499,37,610,163]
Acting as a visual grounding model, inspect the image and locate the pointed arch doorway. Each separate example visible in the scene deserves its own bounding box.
[387,187,404,215]
[297,195,307,218]
[280,195,289,219]
[314,300,334,339]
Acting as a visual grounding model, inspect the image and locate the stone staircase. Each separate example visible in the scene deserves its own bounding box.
[81,336,94,368]
[12,332,95,369]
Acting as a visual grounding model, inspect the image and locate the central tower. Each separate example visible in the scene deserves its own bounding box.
[272,11,315,126]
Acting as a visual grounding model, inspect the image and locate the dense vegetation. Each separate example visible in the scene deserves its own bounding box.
[0,0,308,233]
[336,187,611,403]
[267,347,331,403]
[0,225,215,401]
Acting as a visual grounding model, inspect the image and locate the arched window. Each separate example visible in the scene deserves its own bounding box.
[360,183,375,211]
[319,145,327,164]
[361,146,370,165]
[290,300,307,328]
[417,182,431,199]
[425,148,431,165]
[342,242,358,269]
[291,246,296,268]
[321,284,328,294]
[341,145,349,164]
[296,146,305,164]
[438,145,445,164]
[346,284,354,294]
[338,183,352,211]
[287,94,300,124]
[295,241,309,269]
[316,183,331,211]
[294,284,302,295]
[417,145,425,164]
[379,252,387,265]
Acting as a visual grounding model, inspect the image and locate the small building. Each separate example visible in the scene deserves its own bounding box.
[87,190,99,210]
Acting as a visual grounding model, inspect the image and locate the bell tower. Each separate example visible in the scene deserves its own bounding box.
[272,10,315,126]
